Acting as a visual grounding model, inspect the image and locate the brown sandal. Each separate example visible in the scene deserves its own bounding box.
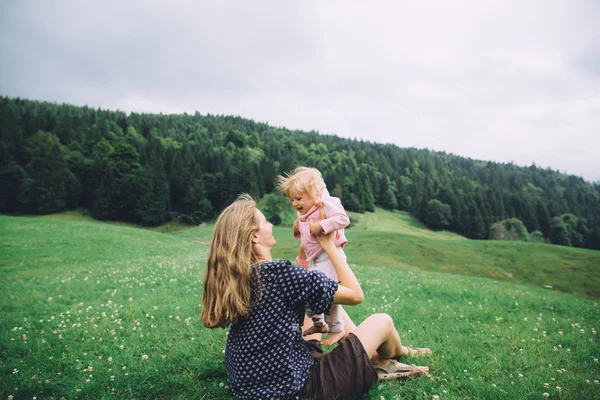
[375,360,429,381]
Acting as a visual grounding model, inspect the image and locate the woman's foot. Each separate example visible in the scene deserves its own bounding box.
[401,345,432,358]
[303,324,329,336]
[374,360,429,381]
[321,330,346,346]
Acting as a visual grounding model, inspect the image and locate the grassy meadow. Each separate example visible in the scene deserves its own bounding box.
[1,210,599,399]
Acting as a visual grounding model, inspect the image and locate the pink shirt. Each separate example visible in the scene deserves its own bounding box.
[294,189,349,262]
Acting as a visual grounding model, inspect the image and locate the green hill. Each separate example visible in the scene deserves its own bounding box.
[3,96,600,252]
[274,208,600,300]
[1,213,599,399]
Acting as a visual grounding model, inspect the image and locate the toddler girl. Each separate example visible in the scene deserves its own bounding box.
[277,167,350,346]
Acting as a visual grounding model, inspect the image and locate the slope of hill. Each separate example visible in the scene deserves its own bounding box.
[2,96,600,250]
[273,208,600,300]
[1,213,599,399]
[349,208,468,240]
[24,207,600,300]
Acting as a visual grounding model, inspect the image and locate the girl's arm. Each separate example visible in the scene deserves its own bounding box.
[293,218,301,239]
[315,230,363,305]
[296,246,310,269]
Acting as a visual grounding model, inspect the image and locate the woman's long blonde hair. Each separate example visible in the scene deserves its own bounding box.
[201,194,261,328]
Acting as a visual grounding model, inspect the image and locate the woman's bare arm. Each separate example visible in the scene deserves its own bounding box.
[316,231,364,305]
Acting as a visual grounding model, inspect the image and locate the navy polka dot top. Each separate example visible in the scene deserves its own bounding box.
[225,259,338,399]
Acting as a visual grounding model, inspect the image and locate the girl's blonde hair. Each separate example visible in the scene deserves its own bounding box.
[201,194,261,328]
[276,166,326,200]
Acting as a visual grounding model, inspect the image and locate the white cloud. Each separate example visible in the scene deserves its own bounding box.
[1,0,599,181]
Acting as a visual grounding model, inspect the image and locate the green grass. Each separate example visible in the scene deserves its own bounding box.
[1,212,599,399]
[347,208,466,240]
[275,208,600,300]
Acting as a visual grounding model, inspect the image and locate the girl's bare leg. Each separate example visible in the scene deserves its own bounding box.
[302,314,322,342]
[303,323,329,336]
[321,307,356,345]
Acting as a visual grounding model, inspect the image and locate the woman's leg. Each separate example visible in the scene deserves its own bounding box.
[352,313,430,367]
[352,313,402,360]
[341,306,357,333]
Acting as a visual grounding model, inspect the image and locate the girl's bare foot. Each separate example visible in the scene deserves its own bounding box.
[321,330,346,346]
[303,324,329,336]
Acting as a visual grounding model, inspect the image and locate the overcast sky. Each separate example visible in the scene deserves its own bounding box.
[1,1,599,182]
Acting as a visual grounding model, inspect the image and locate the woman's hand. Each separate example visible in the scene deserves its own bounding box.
[312,217,363,306]
[310,202,326,235]
[314,226,335,250]
[310,221,324,235]
[312,215,335,254]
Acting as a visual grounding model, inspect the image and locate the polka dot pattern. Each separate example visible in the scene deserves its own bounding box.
[225,259,338,399]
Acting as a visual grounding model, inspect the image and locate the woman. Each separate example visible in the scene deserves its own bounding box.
[201,194,430,399]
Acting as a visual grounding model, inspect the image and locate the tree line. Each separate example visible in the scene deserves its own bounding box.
[1,96,599,250]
